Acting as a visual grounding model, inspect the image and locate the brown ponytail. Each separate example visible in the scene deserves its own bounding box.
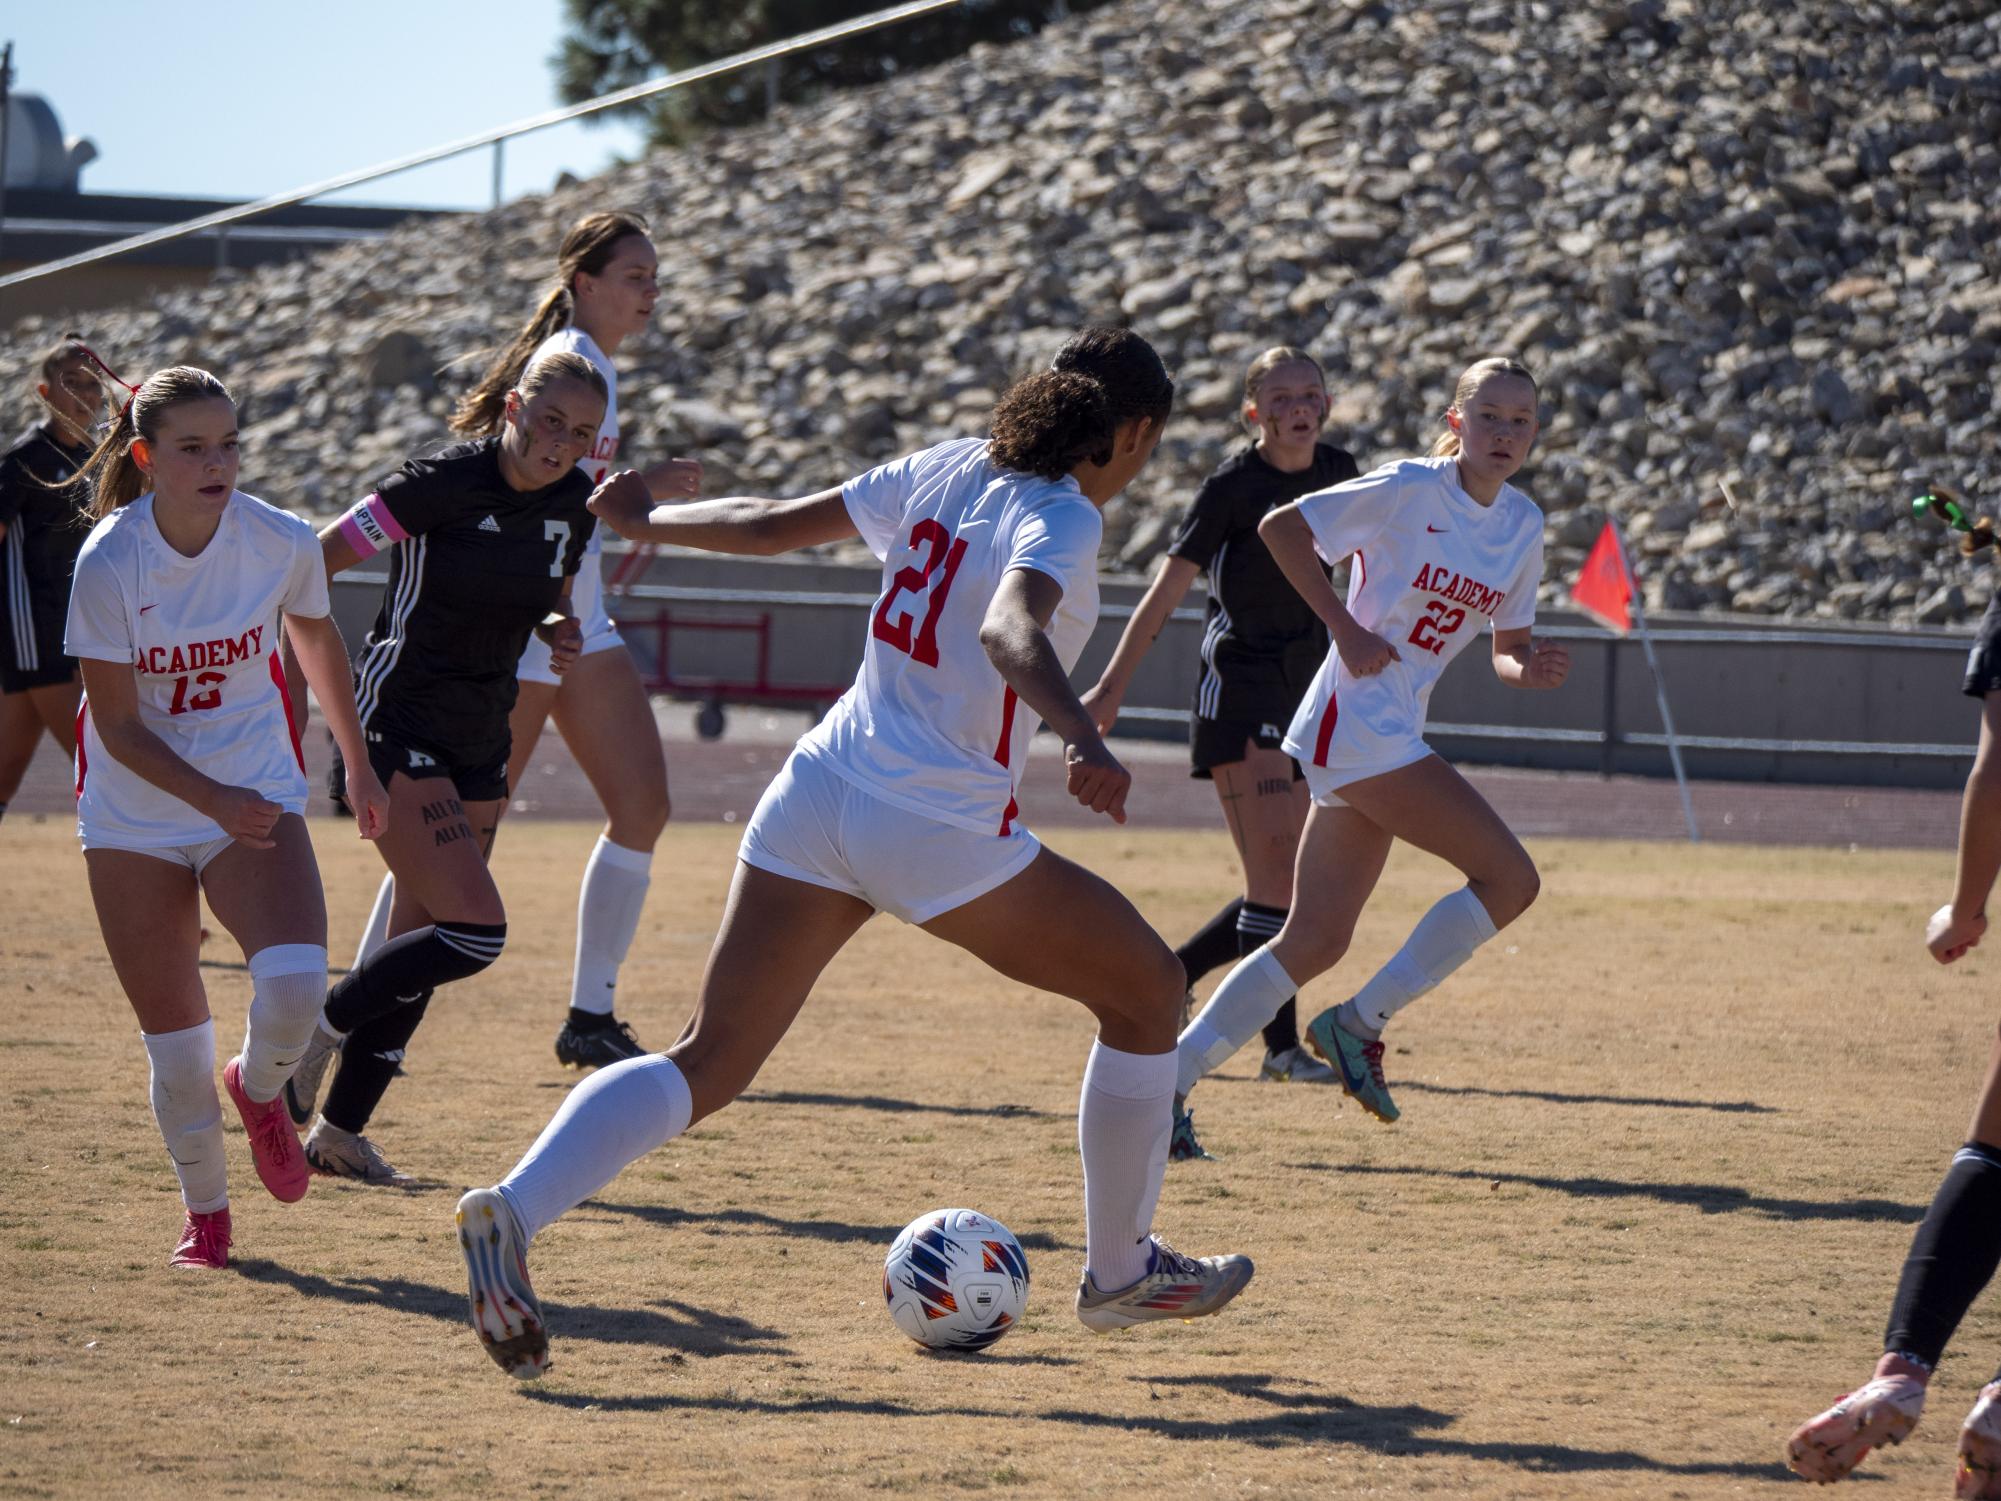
[451,210,649,437]
[74,366,233,521]
[1431,357,1538,457]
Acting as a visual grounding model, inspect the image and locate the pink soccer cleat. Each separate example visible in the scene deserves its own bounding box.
[1787,1374,1926,1483]
[168,1207,232,1270]
[1959,1382,2001,1499]
[224,1056,310,1203]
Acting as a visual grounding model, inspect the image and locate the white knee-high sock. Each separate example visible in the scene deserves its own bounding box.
[1342,886,1499,1035]
[240,944,330,1102]
[1078,1041,1175,1290]
[1176,947,1297,1099]
[497,1053,692,1241]
[354,873,395,969]
[143,1020,227,1213]
[571,836,653,1016]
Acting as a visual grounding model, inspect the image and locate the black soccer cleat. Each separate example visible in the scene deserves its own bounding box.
[553,1016,648,1070]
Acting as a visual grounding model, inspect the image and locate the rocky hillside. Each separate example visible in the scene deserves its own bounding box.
[8,0,2000,622]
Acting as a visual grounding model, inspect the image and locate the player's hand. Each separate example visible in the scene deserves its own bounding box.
[1065,737,1131,824]
[643,457,703,504]
[1522,640,1571,689]
[1928,903,1987,964]
[1079,681,1123,737]
[345,765,390,842]
[538,614,584,675]
[1335,624,1400,678]
[586,470,653,534]
[210,785,283,849]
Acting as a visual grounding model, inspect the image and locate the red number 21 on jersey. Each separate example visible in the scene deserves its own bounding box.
[872,519,969,668]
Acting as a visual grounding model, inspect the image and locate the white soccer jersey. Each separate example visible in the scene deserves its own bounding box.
[1281,457,1544,784]
[795,437,1104,836]
[534,327,619,629]
[65,491,329,846]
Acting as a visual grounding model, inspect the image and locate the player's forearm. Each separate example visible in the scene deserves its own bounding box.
[1259,508,1363,646]
[605,497,792,553]
[287,615,367,775]
[1493,643,1531,687]
[1098,557,1195,694]
[980,614,1100,752]
[1952,747,2001,920]
[96,716,230,817]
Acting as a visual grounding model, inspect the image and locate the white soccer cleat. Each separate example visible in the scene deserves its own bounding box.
[457,1188,549,1380]
[1787,1374,1926,1483]
[1075,1236,1253,1332]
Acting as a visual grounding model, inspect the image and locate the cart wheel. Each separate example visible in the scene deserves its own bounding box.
[696,698,727,741]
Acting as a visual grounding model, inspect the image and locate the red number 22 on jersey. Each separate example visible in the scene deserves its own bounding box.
[872,519,969,668]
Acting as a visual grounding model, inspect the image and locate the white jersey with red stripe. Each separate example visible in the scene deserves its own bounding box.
[1281,457,1544,786]
[64,491,328,846]
[794,437,1103,836]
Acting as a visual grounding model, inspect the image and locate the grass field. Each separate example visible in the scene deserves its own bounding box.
[2,814,1994,1498]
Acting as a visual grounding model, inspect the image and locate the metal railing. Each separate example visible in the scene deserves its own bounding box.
[0,0,961,292]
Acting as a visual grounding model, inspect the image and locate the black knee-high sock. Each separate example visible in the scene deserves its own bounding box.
[322,921,507,1034]
[1175,898,1245,988]
[1237,901,1297,1051]
[321,990,432,1133]
[1884,1143,2001,1369]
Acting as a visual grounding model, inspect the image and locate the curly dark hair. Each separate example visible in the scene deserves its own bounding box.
[988,327,1174,479]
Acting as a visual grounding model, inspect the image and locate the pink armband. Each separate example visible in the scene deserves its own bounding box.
[335,494,408,558]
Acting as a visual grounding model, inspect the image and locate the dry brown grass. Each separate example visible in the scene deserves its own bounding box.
[1,814,1992,1498]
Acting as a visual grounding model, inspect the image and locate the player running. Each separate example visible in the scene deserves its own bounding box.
[1785,602,2001,1497]
[454,328,1254,1380]
[1083,346,1359,1096]
[64,365,387,1269]
[349,211,701,1071]
[0,336,105,822]
[283,350,606,1183]
[1170,357,1568,1151]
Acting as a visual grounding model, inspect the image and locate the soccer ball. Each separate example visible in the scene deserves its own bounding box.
[883,1208,1030,1352]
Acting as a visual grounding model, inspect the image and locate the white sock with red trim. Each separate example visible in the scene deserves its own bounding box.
[1343,886,1498,1035]
[1078,1041,1174,1290]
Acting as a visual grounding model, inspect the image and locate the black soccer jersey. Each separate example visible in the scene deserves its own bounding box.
[1167,441,1359,722]
[0,422,92,687]
[348,437,595,762]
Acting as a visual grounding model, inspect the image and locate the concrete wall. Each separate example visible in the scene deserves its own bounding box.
[331,547,1980,790]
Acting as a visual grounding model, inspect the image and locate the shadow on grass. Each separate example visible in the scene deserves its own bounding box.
[582,1199,1075,1255]
[524,1368,1793,1477]
[1289,1162,1924,1224]
[1396,1080,1777,1114]
[232,1259,790,1358]
[739,1088,1062,1121]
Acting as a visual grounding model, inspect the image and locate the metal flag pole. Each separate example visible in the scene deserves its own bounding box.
[1615,525,1699,842]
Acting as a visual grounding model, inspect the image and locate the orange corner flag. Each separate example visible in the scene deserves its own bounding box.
[1571,519,1637,635]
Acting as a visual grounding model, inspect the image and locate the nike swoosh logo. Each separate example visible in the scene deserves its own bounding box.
[139,603,158,613]
[1426,525,1448,533]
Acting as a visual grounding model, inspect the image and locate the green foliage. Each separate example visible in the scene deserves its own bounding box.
[552,0,1112,141]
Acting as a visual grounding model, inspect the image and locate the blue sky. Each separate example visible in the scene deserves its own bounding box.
[6,1,652,209]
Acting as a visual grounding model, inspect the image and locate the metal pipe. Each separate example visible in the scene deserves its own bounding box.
[0,0,961,292]
[0,43,14,260]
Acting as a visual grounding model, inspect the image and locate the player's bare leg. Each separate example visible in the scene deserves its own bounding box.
[925,847,1254,1329]
[0,690,44,809]
[1213,745,1326,1084]
[547,648,669,1066]
[84,847,231,1264]
[461,865,871,1378]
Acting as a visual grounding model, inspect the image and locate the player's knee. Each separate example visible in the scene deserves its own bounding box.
[1485,859,1540,928]
[609,786,670,847]
[433,920,507,979]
